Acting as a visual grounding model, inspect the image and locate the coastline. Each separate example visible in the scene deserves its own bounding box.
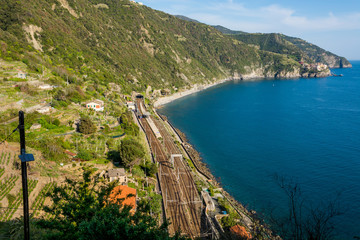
[153,77,236,107]
[153,102,278,238]
[153,69,331,107]
[153,74,271,107]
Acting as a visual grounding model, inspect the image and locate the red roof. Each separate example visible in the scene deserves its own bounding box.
[109,185,137,213]
[230,225,252,239]
[64,150,77,157]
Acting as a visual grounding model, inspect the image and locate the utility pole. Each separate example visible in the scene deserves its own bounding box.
[18,111,34,240]
[19,111,30,240]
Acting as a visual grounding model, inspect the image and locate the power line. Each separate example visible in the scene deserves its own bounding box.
[0,126,19,145]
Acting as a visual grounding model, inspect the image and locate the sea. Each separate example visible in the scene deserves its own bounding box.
[158,61,360,239]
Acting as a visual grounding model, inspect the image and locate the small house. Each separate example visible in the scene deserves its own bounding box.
[105,168,127,184]
[85,99,104,111]
[17,71,27,79]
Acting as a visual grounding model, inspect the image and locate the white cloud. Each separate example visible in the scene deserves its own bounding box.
[189,2,360,33]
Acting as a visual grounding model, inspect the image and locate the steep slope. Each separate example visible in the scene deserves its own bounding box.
[281,34,352,68]
[222,31,351,68]
[212,25,246,35]
[0,0,305,94]
[230,33,305,62]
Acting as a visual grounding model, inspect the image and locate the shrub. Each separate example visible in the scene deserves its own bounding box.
[76,149,93,161]
[78,116,96,134]
[53,119,60,126]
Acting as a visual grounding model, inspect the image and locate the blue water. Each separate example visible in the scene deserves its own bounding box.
[159,62,360,239]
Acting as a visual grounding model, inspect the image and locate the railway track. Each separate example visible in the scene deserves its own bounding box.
[152,118,202,232]
[136,99,202,238]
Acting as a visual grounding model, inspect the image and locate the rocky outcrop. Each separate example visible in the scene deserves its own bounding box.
[339,57,352,68]
[241,65,331,80]
[322,54,352,68]
[301,70,331,78]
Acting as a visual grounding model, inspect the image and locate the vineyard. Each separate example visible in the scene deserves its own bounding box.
[0,179,38,222]
[0,175,19,201]
[0,144,108,223]
[0,148,56,222]
[31,182,56,218]
[0,151,15,167]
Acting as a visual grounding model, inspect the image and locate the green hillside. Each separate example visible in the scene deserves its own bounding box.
[281,34,352,68]
[229,33,305,62]
[221,31,351,68]
[0,0,304,95]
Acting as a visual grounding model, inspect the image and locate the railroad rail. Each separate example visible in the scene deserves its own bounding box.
[136,99,202,238]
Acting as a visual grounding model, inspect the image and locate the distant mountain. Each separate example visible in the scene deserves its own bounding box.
[216,29,351,68]
[174,15,201,24]
[212,25,246,35]
[280,34,352,68]
[176,16,350,69]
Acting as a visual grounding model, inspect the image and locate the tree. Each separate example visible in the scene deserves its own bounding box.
[141,161,158,177]
[271,174,343,240]
[118,138,145,168]
[78,116,96,134]
[32,168,188,240]
[120,112,139,136]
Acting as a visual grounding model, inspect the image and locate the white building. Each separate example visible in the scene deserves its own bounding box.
[17,71,27,79]
[85,99,104,111]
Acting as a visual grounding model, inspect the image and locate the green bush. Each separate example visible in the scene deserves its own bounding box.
[76,149,93,161]
[53,119,61,126]
[78,116,96,134]
[132,165,145,178]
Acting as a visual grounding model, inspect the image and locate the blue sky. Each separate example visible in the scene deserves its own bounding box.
[140,0,360,60]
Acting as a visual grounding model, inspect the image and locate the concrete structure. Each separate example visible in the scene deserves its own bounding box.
[126,101,136,111]
[201,190,215,212]
[30,123,41,130]
[38,84,54,90]
[106,168,127,184]
[36,106,51,113]
[146,116,162,139]
[170,154,182,167]
[85,99,104,111]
